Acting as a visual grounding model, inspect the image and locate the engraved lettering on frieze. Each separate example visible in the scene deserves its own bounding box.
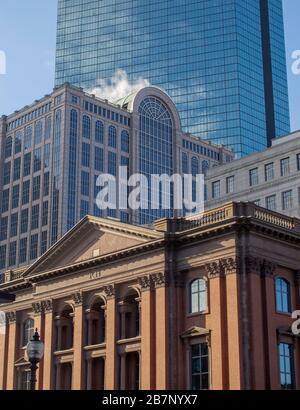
[89,271,102,280]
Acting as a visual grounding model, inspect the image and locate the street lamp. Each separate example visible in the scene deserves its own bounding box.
[26,329,44,390]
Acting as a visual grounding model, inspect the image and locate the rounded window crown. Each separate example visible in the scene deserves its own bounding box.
[275,277,291,313]
[190,278,207,314]
[139,97,172,126]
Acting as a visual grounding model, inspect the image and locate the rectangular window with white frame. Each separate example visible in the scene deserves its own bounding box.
[279,343,295,390]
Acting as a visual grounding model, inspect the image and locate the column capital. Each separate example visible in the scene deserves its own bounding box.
[138,275,153,291]
[221,257,240,275]
[42,299,53,313]
[205,261,224,278]
[6,311,16,324]
[151,272,169,288]
[261,260,277,277]
[32,302,44,316]
[72,292,83,306]
[245,255,263,275]
[103,285,115,299]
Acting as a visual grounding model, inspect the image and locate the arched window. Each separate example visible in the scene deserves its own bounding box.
[23,318,34,346]
[108,126,117,148]
[275,277,291,313]
[138,96,173,224]
[95,121,104,143]
[82,115,91,139]
[121,130,129,153]
[190,279,207,314]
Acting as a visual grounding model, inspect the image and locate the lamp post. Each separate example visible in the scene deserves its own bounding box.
[26,329,44,390]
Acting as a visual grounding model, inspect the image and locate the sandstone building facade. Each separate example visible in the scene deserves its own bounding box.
[0,202,299,390]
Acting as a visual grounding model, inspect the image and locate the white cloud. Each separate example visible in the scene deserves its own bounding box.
[87,69,150,102]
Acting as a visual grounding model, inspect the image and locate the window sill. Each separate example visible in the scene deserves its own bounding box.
[187,311,209,318]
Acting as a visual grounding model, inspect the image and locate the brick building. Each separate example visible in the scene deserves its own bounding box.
[0,202,299,390]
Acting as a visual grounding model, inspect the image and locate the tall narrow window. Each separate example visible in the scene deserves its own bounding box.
[82,115,91,139]
[249,168,259,186]
[280,158,290,177]
[191,343,209,390]
[275,277,291,313]
[121,130,129,152]
[190,279,207,314]
[108,126,117,148]
[212,180,220,199]
[226,176,234,194]
[23,318,34,346]
[279,343,295,390]
[95,121,104,143]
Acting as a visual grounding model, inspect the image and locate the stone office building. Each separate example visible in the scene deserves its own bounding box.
[0,202,299,390]
[0,85,232,272]
[205,130,300,218]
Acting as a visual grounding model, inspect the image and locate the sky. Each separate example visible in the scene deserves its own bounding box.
[0,0,299,131]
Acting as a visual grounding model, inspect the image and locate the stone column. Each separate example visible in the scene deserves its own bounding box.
[205,261,228,390]
[86,357,92,390]
[152,272,168,390]
[6,311,17,390]
[120,352,127,390]
[32,302,44,390]
[55,361,61,390]
[42,300,54,390]
[139,275,155,390]
[72,292,84,390]
[223,258,242,390]
[103,285,117,390]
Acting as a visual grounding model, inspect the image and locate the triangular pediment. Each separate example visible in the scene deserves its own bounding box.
[23,216,162,277]
[181,326,210,339]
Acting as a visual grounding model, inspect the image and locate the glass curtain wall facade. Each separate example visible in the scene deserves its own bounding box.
[55,0,290,158]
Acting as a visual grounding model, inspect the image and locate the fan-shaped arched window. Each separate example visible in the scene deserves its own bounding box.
[190,278,207,314]
[23,318,34,346]
[121,130,129,153]
[95,121,104,143]
[108,126,117,148]
[275,277,291,313]
[82,115,91,139]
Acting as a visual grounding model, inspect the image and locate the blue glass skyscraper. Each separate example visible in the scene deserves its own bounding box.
[55,0,290,157]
